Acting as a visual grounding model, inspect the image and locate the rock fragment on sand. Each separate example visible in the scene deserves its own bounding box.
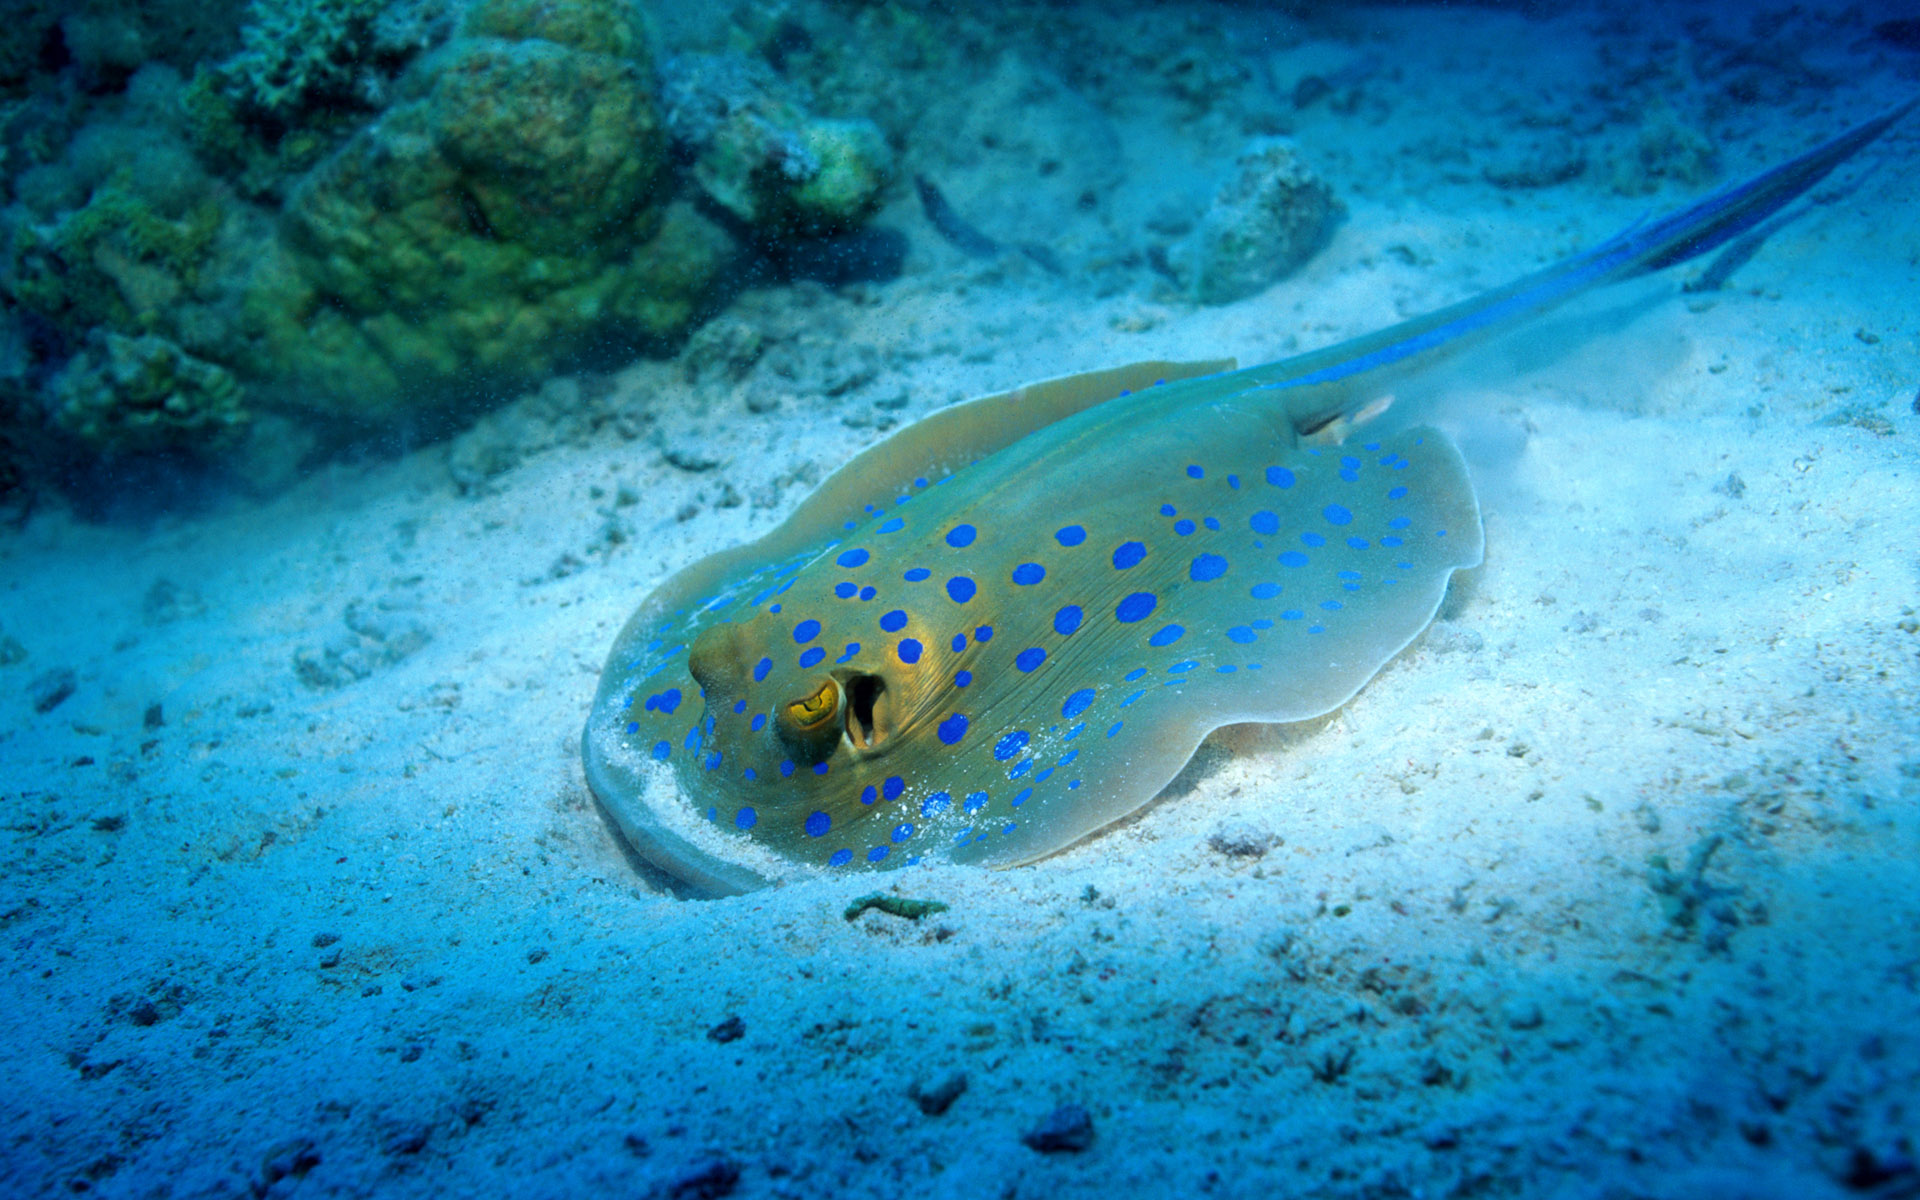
[30,667,76,713]
[660,1158,740,1199]
[1207,822,1276,858]
[909,1071,968,1116]
[1174,141,1342,305]
[1021,1103,1094,1153]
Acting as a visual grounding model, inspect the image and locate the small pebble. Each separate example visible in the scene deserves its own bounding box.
[1504,1000,1545,1030]
[257,1139,320,1189]
[383,1124,430,1156]
[706,1015,745,1043]
[664,1158,740,1200]
[909,1071,968,1116]
[1207,822,1275,858]
[29,667,76,713]
[1022,1103,1094,1153]
[663,446,722,472]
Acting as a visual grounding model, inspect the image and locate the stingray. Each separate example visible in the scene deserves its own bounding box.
[583,102,1911,896]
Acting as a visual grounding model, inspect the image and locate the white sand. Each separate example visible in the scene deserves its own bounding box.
[4,3,1917,1196]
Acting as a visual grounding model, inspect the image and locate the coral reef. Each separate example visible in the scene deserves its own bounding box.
[215,0,388,129]
[257,0,726,425]
[0,0,905,481]
[46,331,246,456]
[183,0,451,198]
[1174,141,1342,306]
[6,176,225,334]
[1,1,247,99]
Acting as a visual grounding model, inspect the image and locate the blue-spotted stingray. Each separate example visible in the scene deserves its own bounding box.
[584,103,1912,896]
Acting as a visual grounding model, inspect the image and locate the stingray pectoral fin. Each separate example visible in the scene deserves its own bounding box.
[782,359,1239,554]
[965,425,1482,870]
[583,728,782,897]
[597,360,1239,646]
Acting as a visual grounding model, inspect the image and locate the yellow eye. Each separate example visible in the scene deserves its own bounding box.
[786,679,840,729]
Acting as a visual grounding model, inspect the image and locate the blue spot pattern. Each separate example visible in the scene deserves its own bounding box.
[1190,553,1228,582]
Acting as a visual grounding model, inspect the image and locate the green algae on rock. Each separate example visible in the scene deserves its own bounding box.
[666,53,894,240]
[248,2,732,426]
[0,0,885,470]
[47,331,246,456]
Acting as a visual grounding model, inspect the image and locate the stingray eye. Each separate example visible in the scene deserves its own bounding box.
[787,679,840,729]
[775,677,843,763]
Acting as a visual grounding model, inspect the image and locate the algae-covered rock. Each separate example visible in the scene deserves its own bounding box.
[0,0,832,469]
[211,0,388,132]
[5,178,225,335]
[785,118,892,235]
[427,36,666,249]
[263,19,722,425]
[1175,141,1342,305]
[665,53,893,240]
[1610,109,1717,196]
[47,331,247,456]
[463,0,648,58]
[185,0,452,199]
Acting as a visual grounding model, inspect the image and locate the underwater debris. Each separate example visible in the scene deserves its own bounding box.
[293,597,432,689]
[1207,822,1277,859]
[1482,133,1588,189]
[28,667,75,713]
[1647,835,1745,953]
[843,894,950,922]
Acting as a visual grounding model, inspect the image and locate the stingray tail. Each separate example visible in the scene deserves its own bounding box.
[1244,97,1915,436]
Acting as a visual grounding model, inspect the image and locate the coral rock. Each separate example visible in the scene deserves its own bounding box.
[666,53,893,240]
[1175,141,1343,306]
[48,331,246,456]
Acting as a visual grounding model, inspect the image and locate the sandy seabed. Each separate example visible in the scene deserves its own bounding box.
[4,3,1918,1197]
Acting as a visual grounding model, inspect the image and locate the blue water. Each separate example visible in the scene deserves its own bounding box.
[2,1,1916,1196]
